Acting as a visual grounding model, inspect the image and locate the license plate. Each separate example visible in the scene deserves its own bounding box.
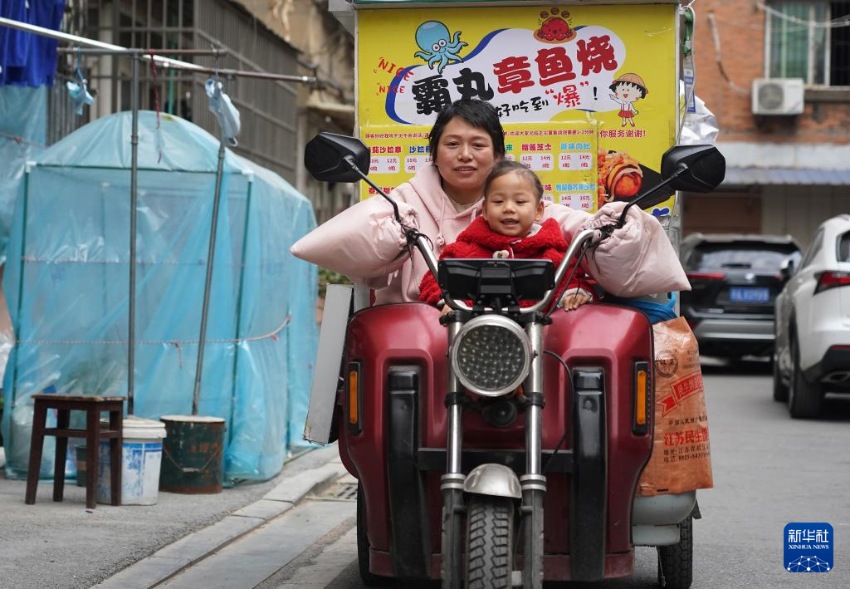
[729,286,769,303]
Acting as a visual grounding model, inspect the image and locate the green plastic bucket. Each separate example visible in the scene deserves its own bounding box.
[159,415,226,494]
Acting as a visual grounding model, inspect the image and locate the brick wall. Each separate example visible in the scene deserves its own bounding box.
[692,0,850,146]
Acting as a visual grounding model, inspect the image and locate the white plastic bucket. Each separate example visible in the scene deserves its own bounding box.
[97,417,167,505]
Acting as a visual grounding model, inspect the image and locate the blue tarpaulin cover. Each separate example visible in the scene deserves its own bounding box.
[0,86,47,259]
[0,111,318,485]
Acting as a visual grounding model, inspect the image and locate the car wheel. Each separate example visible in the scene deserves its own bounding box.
[772,348,789,402]
[788,336,822,419]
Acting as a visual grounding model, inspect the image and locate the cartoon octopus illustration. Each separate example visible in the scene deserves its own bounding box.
[413,21,467,74]
[534,7,576,43]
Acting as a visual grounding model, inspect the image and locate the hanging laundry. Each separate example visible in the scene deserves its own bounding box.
[0,0,67,87]
[66,79,94,115]
[204,78,241,146]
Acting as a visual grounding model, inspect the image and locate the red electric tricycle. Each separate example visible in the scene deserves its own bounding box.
[303,133,724,589]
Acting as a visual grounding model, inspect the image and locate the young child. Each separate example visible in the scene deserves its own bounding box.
[419,159,593,312]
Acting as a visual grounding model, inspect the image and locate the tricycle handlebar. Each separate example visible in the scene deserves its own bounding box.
[412,227,599,315]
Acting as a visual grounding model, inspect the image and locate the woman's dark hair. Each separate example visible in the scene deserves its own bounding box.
[483,160,543,201]
[428,99,506,160]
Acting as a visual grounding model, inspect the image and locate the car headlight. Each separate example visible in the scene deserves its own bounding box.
[450,315,531,397]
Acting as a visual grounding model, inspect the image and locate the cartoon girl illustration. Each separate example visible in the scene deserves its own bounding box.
[609,73,648,127]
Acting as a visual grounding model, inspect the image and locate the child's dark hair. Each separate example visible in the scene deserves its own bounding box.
[483,160,544,201]
[428,99,506,160]
[609,80,647,99]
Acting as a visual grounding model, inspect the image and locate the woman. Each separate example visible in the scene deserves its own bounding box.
[291,99,686,303]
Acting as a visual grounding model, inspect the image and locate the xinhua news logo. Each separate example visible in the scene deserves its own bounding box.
[784,522,833,573]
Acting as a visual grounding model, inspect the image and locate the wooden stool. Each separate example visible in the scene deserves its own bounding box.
[24,394,124,509]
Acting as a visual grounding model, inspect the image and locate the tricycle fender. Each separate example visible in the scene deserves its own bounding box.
[464,463,522,499]
[632,491,697,546]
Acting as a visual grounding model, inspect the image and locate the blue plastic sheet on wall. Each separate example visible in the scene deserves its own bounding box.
[0,86,47,262]
[0,111,318,485]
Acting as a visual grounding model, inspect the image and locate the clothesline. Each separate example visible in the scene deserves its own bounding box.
[0,129,45,148]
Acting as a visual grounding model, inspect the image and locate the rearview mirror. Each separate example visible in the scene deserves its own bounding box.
[661,144,726,193]
[304,132,404,223]
[779,251,801,281]
[304,132,371,183]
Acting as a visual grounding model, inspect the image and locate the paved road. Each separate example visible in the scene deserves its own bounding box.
[166,360,850,589]
[0,444,343,589]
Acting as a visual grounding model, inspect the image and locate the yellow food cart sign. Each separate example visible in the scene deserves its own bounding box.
[358,4,678,214]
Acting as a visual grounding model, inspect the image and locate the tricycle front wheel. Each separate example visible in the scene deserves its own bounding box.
[465,495,516,589]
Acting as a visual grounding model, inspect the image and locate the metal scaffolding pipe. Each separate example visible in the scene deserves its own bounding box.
[4,17,318,84]
[59,47,230,57]
[127,54,139,415]
[192,138,228,416]
[0,15,206,71]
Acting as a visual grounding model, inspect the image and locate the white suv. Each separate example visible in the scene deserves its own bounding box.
[774,214,850,418]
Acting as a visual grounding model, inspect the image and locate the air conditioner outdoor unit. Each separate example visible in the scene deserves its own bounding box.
[752,78,805,115]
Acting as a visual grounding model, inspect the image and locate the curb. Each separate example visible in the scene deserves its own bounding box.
[92,452,348,589]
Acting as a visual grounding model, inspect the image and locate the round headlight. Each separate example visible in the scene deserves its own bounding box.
[450,315,531,397]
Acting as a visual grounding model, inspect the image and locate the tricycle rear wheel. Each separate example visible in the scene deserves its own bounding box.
[465,495,515,589]
[357,484,388,586]
[657,512,693,589]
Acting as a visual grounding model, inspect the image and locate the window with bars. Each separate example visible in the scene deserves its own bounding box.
[766,1,850,86]
[71,0,300,182]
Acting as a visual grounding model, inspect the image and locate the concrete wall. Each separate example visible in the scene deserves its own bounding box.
[762,189,850,251]
[238,0,356,221]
